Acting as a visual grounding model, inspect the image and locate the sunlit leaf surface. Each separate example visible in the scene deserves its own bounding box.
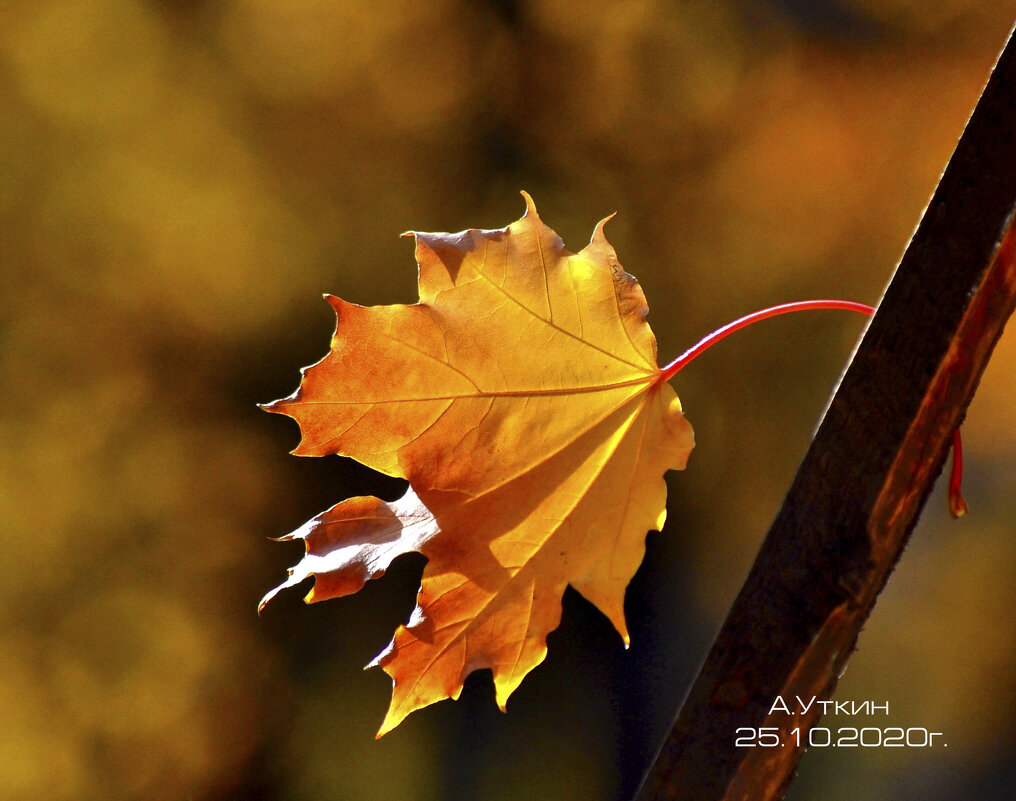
[263,196,694,733]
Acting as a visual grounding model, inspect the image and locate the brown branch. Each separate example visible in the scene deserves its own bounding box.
[635,24,1016,801]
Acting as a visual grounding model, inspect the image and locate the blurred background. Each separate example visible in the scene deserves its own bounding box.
[2,1,1015,799]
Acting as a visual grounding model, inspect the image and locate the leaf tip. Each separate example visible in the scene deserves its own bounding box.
[590,211,618,247]
[366,640,394,671]
[374,712,404,738]
[374,695,410,738]
[519,189,539,220]
[257,586,281,616]
[258,398,282,414]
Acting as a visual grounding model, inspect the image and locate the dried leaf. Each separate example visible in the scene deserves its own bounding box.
[263,193,694,734]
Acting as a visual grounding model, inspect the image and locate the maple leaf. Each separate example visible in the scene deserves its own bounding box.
[262,193,694,735]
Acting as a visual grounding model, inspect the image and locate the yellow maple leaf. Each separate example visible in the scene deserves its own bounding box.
[262,193,694,735]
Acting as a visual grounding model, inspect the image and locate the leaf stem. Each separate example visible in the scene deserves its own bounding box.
[948,428,967,517]
[659,299,875,381]
[660,299,967,517]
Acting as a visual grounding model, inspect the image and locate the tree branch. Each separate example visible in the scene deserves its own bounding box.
[636,24,1016,801]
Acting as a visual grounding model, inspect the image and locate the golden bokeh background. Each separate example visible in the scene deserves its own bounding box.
[2,2,1014,799]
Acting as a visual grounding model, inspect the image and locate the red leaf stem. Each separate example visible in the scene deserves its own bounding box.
[661,299,966,516]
